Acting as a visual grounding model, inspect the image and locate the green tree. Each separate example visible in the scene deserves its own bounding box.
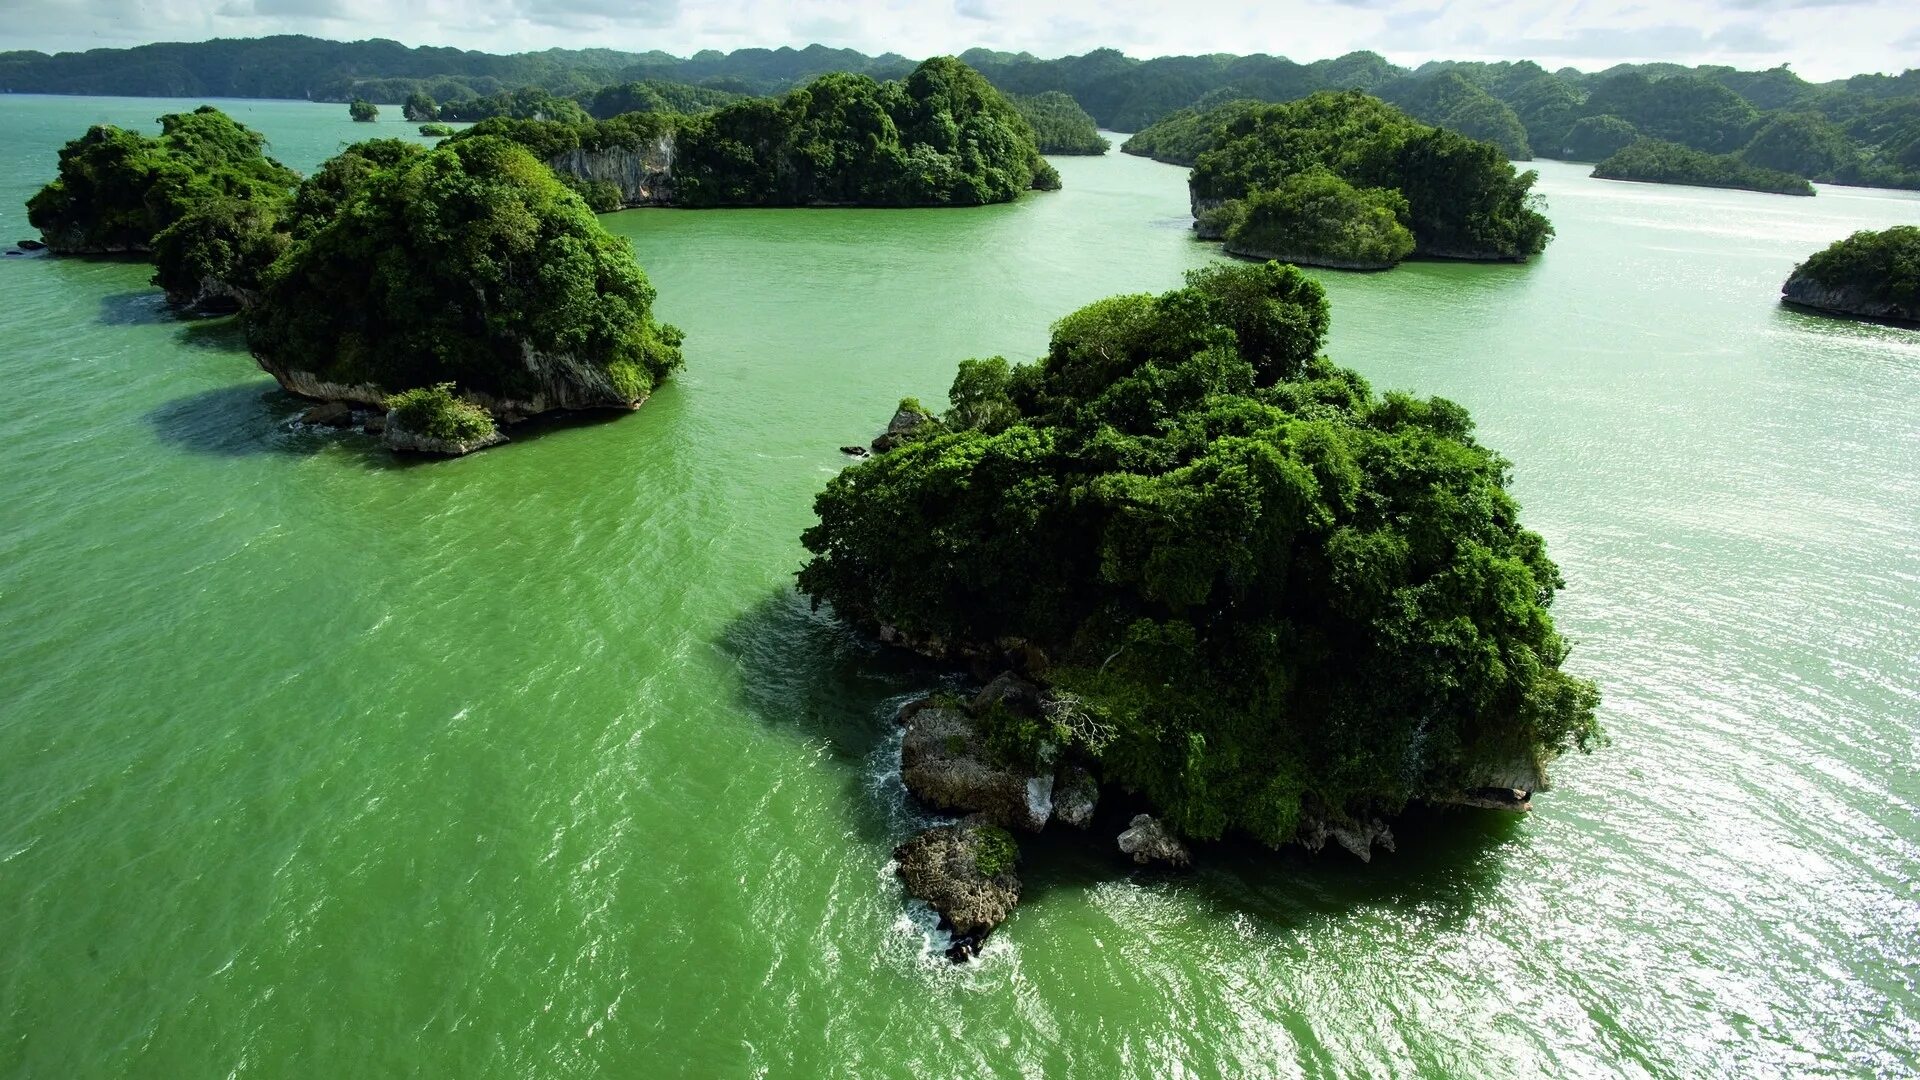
[1220,169,1414,268]
[1559,115,1639,161]
[1594,138,1814,195]
[349,98,379,122]
[402,91,438,122]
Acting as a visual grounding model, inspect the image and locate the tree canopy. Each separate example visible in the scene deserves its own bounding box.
[1190,92,1552,261]
[1792,226,1920,309]
[1210,170,1415,269]
[1593,139,1815,196]
[1013,91,1109,155]
[348,98,378,122]
[799,262,1600,844]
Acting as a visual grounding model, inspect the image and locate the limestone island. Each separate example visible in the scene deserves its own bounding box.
[453,56,1060,210]
[1140,91,1553,270]
[1781,226,1920,325]
[1013,91,1109,155]
[1592,138,1815,196]
[28,108,682,455]
[803,262,1602,959]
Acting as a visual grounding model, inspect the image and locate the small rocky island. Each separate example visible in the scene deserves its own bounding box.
[1781,226,1920,325]
[1593,138,1814,197]
[808,262,1598,959]
[1178,91,1553,269]
[27,109,684,456]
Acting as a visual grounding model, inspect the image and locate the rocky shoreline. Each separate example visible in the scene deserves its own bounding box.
[1780,269,1920,325]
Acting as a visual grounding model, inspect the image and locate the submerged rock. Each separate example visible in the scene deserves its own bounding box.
[894,817,1022,962]
[15,239,46,252]
[1118,814,1190,868]
[899,701,1053,831]
[839,444,869,458]
[298,401,354,428]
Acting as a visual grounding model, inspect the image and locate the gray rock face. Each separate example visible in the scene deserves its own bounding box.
[899,703,1053,832]
[382,411,508,456]
[1781,269,1920,324]
[548,138,678,208]
[971,671,1044,716]
[165,274,258,314]
[871,405,931,452]
[1118,814,1191,867]
[1052,765,1098,829]
[1299,815,1396,862]
[893,817,1021,959]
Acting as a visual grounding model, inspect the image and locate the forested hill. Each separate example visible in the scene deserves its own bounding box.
[5,36,1917,186]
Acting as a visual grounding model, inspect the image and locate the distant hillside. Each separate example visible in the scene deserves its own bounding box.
[4,36,1916,187]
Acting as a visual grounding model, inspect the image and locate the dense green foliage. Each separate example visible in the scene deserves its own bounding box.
[1192,92,1552,260]
[1793,226,1920,307]
[1120,100,1265,166]
[437,86,591,124]
[25,106,299,254]
[1593,139,1815,196]
[387,383,497,442]
[1559,115,1640,161]
[1013,92,1108,155]
[348,98,378,122]
[1739,113,1855,178]
[799,262,1600,843]
[403,91,438,122]
[248,136,683,402]
[1378,71,1531,160]
[418,123,456,137]
[668,58,1057,206]
[581,80,741,119]
[1215,171,1414,268]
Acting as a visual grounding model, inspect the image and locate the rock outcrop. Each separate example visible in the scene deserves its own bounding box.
[871,404,932,452]
[1052,765,1098,829]
[164,275,258,315]
[1299,815,1396,862]
[899,699,1053,832]
[1118,814,1191,868]
[297,401,354,428]
[1781,269,1920,325]
[1222,238,1398,271]
[548,139,677,208]
[382,410,508,456]
[894,817,1022,961]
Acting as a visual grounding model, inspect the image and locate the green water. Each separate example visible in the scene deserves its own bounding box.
[3,97,1918,1078]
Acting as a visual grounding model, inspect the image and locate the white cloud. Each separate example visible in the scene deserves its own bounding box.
[2,0,1913,80]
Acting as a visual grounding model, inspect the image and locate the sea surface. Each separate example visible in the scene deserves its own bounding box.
[2,96,1918,1078]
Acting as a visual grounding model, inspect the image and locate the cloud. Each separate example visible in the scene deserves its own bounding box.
[3,0,1915,81]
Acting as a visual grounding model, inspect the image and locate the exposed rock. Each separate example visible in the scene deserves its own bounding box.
[900,703,1053,831]
[893,817,1021,961]
[1781,269,1920,325]
[1052,765,1098,829]
[381,410,508,456]
[1299,815,1396,862]
[165,274,257,314]
[871,404,931,452]
[1223,238,1398,271]
[1447,787,1533,812]
[839,444,869,458]
[361,413,387,435]
[15,239,46,252]
[548,139,677,208]
[298,401,354,428]
[970,671,1043,717]
[1118,814,1190,867]
[254,339,647,425]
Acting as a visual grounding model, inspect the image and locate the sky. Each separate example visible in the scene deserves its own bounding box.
[2,0,1915,81]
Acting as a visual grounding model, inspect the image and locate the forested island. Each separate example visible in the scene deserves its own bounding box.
[1781,227,1920,323]
[5,37,1915,192]
[1013,91,1108,154]
[1592,139,1815,196]
[802,262,1600,956]
[1184,92,1552,267]
[452,57,1060,209]
[26,108,683,455]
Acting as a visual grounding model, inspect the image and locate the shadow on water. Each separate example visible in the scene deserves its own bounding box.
[718,586,1514,930]
[98,290,175,326]
[146,382,383,463]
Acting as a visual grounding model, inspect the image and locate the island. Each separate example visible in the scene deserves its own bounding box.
[1593,139,1815,196]
[1781,226,1920,324]
[1199,169,1414,270]
[418,122,455,137]
[26,110,684,456]
[1186,91,1553,266]
[800,262,1602,957]
[455,56,1060,208]
[1013,91,1109,155]
[349,98,378,122]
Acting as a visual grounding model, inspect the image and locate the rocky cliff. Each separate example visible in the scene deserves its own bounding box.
[1781,269,1920,325]
[548,137,677,208]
